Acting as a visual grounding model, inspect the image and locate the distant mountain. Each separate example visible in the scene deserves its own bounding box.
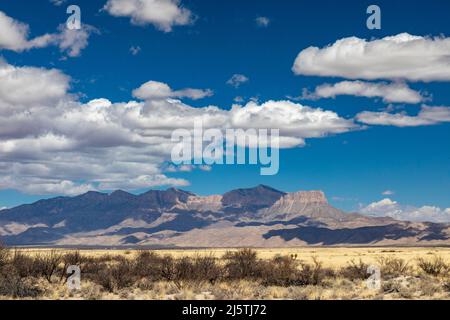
[0,185,449,247]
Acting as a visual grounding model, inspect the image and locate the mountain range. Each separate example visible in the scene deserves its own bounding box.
[0,185,449,247]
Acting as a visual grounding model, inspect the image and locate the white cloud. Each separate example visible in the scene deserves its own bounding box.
[227,74,249,88]
[0,11,53,51]
[104,0,194,32]
[303,81,424,104]
[361,198,450,223]
[0,11,95,57]
[98,174,189,190]
[132,80,213,100]
[229,100,357,147]
[50,0,67,6]
[382,190,395,196]
[356,105,450,127]
[293,33,450,82]
[0,59,70,110]
[129,45,141,55]
[255,16,270,27]
[53,24,98,58]
[0,60,356,195]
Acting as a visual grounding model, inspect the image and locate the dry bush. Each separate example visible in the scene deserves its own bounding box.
[134,251,164,280]
[261,256,332,286]
[223,249,260,279]
[92,266,115,292]
[81,259,105,276]
[86,258,135,292]
[0,274,42,298]
[296,257,330,286]
[110,258,135,289]
[159,255,177,281]
[59,250,84,282]
[32,251,63,283]
[191,255,222,284]
[376,256,411,278]
[173,256,195,288]
[443,279,450,292]
[417,256,449,277]
[340,259,369,280]
[0,243,10,270]
[62,251,84,266]
[10,250,35,278]
[261,255,299,286]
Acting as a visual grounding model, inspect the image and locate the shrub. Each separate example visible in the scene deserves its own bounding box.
[296,257,329,286]
[340,259,369,280]
[417,256,449,276]
[159,255,176,281]
[110,258,135,289]
[0,274,42,298]
[134,251,164,280]
[33,251,63,283]
[376,256,411,278]
[0,243,10,269]
[261,255,299,286]
[10,250,35,278]
[224,249,260,279]
[191,255,222,284]
[62,251,84,266]
[443,279,450,292]
[86,258,135,292]
[59,251,84,282]
[92,265,115,292]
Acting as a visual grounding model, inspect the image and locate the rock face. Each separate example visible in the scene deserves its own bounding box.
[184,195,223,212]
[221,185,285,215]
[0,185,449,247]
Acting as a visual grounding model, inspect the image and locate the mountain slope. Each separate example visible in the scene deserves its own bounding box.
[0,186,448,247]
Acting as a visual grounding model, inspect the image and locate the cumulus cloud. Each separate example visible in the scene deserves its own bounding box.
[356,105,450,127]
[227,74,249,88]
[255,16,270,27]
[132,81,213,100]
[0,61,357,195]
[293,33,450,82]
[361,198,450,223]
[0,11,53,51]
[104,0,194,32]
[53,24,98,57]
[0,11,95,57]
[229,100,357,147]
[0,59,70,111]
[303,81,424,104]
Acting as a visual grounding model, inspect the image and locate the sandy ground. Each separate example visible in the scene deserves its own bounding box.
[16,246,450,268]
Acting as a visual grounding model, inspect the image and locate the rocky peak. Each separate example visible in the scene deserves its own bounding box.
[283,191,328,205]
[222,185,285,208]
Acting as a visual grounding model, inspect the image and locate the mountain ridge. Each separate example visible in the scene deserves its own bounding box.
[0,186,449,247]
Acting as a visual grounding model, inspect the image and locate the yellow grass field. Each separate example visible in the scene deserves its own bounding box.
[17,246,450,268]
[2,246,450,300]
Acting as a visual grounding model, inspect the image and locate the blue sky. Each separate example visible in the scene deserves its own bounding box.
[0,0,449,221]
